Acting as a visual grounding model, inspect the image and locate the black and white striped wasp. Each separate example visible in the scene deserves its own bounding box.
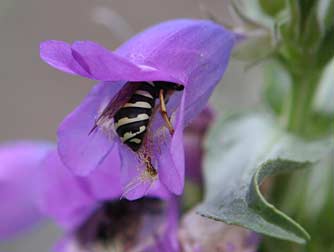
[91,81,184,153]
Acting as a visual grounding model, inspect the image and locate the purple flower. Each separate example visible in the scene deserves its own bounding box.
[0,141,52,240]
[40,19,236,199]
[38,149,179,252]
[184,107,214,184]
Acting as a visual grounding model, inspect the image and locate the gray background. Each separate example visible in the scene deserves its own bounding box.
[0,0,262,251]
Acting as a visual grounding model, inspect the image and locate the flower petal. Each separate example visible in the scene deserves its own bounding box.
[158,93,186,195]
[151,196,180,252]
[119,145,155,200]
[41,19,235,87]
[116,19,235,124]
[40,40,180,83]
[0,141,52,239]
[84,147,122,200]
[118,144,169,200]
[38,150,95,230]
[40,40,92,78]
[57,81,122,175]
[38,147,126,230]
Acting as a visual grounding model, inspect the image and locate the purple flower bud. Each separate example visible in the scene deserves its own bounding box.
[38,150,179,252]
[40,19,236,200]
[0,141,52,240]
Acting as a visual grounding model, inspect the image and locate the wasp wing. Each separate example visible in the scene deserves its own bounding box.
[89,82,140,135]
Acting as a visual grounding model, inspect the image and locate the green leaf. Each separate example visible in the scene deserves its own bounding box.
[262,143,334,252]
[197,113,331,243]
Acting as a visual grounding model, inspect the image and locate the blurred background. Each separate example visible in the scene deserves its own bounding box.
[0,0,263,251]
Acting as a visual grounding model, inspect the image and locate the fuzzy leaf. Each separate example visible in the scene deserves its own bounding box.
[197,113,331,243]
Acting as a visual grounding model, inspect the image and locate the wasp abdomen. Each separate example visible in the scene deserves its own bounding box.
[114,82,156,151]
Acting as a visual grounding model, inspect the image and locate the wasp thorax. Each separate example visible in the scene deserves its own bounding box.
[74,198,166,252]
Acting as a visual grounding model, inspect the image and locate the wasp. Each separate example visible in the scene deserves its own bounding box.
[92,81,184,152]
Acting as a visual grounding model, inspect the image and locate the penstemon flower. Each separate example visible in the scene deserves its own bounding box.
[0,141,52,239]
[40,19,236,199]
[38,149,179,252]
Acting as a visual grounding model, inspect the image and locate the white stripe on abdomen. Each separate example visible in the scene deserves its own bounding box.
[135,90,154,98]
[114,113,149,128]
[123,101,152,109]
[121,125,146,142]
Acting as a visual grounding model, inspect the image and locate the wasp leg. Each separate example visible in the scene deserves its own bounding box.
[159,89,174,135]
